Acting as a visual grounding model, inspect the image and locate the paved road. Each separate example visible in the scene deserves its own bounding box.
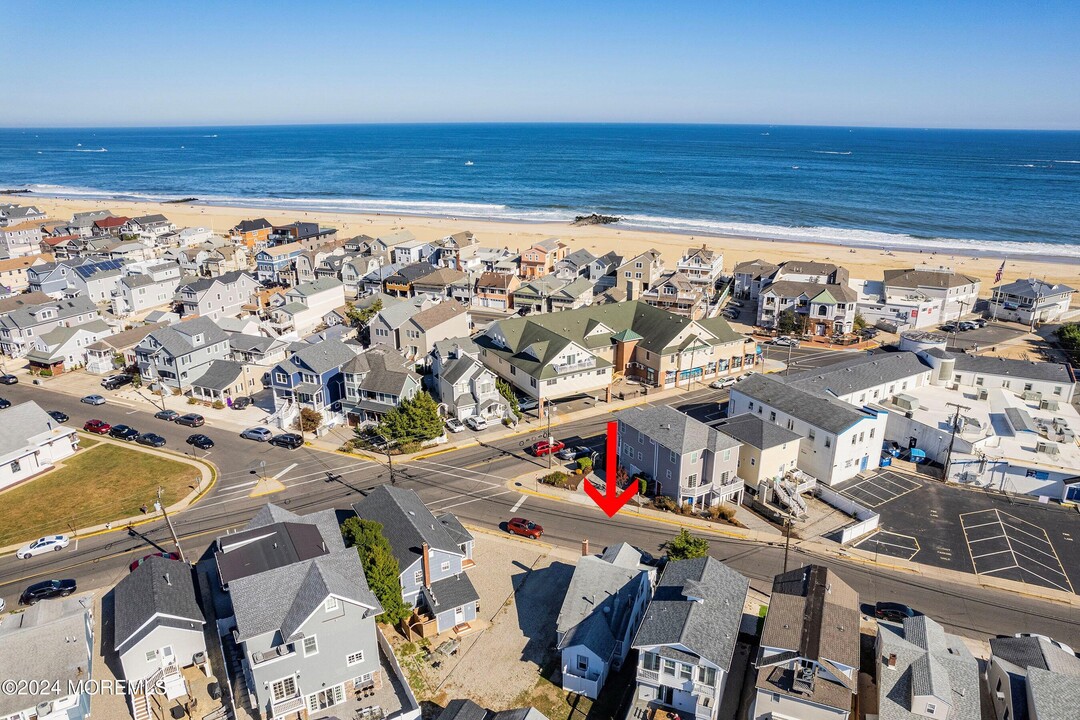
[3,379,1079,649]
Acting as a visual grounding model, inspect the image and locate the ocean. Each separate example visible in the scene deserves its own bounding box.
[1,124,1078,258]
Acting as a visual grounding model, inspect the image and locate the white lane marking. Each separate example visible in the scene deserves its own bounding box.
[271,462,298,481]
[509,496,526,513]
[430,489,516,511]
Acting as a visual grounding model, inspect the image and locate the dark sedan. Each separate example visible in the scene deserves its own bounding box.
[0,374,18,385]
[0,398,10,410]
[874,601,919,622]
[154,409,180,421]
[109,424,140,441]
[47,410,69,423]
[174,413,205,427]
[186,434,215,450]
[136,433,167,447]
[269,433,304,450]
[20,578,77,605]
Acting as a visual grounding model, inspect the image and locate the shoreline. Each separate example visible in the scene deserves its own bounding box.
[16,194,1080,290]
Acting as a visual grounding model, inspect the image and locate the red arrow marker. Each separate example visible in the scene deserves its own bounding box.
[584,420,637,517]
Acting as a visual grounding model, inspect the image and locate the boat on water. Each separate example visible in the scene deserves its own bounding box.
[464,160,474,166]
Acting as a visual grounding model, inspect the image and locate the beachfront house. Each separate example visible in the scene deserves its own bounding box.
[556,543,654,699]
[352,486,479,636]
[751,565,859,720]
[677,245,724,287]
[883,267,981,324]
[616,404,743,507]
[519,237,569,279]
[988,277,1076,326]
[230,218,273,248]
[629,557,749,720]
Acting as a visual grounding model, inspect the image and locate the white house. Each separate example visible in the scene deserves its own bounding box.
[111,262,183,317]
[676,245,724,287]
[26,319,114,374]
[177,270,259,321]
[0,401,80,491]
[882,267,980,324]
[988,278,1075,326]
[270,277,346,337]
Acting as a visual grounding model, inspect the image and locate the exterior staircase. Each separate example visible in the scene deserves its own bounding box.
[772,478,808,518]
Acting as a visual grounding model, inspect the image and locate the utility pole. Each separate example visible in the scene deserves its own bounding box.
[943,402,970,483]
[546,403,557,471]
[157,487,186,563]
[782,515,793,573]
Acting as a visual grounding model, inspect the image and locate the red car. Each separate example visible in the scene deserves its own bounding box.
[83,419,111,434]
[507,517,544,539]
[129,551,181,572]
[530,440,565,456]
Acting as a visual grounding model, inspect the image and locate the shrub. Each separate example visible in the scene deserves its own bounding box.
[678,501,696,516]
[638,478,648,496]
[39,369,53,377]
[577,457,593,474]
[396,440,421,455]
[212,400,225,410]
[666,528,709,561]
[652,495,677,512]
[502,418,514,427]
[187,397,198,405]
[707,503,737,522]
[539,471,581,490]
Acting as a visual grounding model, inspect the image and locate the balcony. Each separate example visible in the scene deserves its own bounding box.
[271,694,306,718]
[552,359,597,374]
[637,667,660,682]
[562,668,602,699]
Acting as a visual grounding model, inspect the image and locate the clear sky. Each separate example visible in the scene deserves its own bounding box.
[4,1,1079,129]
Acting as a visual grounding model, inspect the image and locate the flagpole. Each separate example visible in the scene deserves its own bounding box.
[991,258,1006,323]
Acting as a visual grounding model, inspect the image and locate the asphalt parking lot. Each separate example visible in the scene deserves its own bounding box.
[839,469,1080,593]
[942,321,1029,352]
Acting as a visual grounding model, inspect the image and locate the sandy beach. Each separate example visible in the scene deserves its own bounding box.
[21,195,1079,291]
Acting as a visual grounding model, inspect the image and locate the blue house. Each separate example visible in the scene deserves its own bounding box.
[254,241,304,284]
[268,338,358,429]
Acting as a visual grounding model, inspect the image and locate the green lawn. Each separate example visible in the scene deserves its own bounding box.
[0,443,201,546]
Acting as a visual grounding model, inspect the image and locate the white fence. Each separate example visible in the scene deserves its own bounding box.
[814,486,880,544]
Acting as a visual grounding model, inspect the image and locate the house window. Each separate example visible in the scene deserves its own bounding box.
[975,377,984,386]
[145,649,157,662]
[577,655,589,672]
[669,450,677,463]
[1024,383,1033,391]
[723,448,730,461]
[679,663,693,680]
[10,459,21,474]
[440,561,451,573]
[926,704,937,714]
[414,569,424,585]
[825,437,831,448]
[347,651,365,666]
[748,401,754,411]
[808,429,816,441]
[271,676,297,702]
[325,597,339,612]
[303,636,318,656]
[686,474,698,487]
[662,658,677,676]
[275,372,287,383]
[697,666,717,686]
[769,411,776,422]
[642,652,661,671]
[665,470,671,479]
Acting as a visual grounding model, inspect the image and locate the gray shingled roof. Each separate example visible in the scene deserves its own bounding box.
[141,316,229,358]
[711,413,801,450]
[191,359,244,391]
[993,277,1075,298]
[556,547,648,660]
[342,344,419,395]
[617,404,740,455]
[632,556,748,669]
[0,401,75,459]
[1027,666,1080,720]
[787,352,932,398]
[733,373,872,435]
[286,337,358,374]
[410,301,468,331]
[352,486,465,571]
[178,269,254,294]
[113,556,204,655]
[951,354,1074,384]
[422,573,480,613]
[883,268,979,289]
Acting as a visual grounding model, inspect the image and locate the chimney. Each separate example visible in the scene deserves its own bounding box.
[421,542,431,589]
[581,539,589,557]
[887,653,897,668]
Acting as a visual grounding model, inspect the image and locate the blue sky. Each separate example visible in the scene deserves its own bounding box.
[4,1,1079,129]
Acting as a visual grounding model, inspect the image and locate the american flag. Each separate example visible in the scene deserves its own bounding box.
[994,259,1005,283]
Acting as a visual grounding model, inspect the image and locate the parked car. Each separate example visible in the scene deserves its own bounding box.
[47,410,69,423]
[187,434,215,450]
[464,416,488,431]
[958,321,978,331]
[0,398,10,409]
[860,327,880,339]
[507,517,544,539]
[137,433,167,447]
[101,374,133,390]
[83,419,111,434]
[710,377,736,390]
[940,324,958,333]
[530,439,565,456]
[556,445,592,461]
[81,394,106,406]
[129,552,181,572]
[973,318,988,328]
[174,413,205,428]
[517,397,539,412]
[154,409,180,421]
[19,579,77,605]
[874,601,918,622]
[240,427,273,442]
[269,433,304,450]
[0,373,18,385]
[231,396,252,410]
[445,418,466,433]
[16,535,70,559]
[772,336,800,347]
[109,424,140,441]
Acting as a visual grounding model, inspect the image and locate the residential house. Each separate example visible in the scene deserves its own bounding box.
[111,556,206,707]
[25,318,113,374]
[85,322,165,374]
[757,280,859,336]
[397,301,470,363]
[314,254,350,282]
[384,262,441,298]
[295,244,346,285]
[432,231,478,270]
[988,278,1075,326]
[437,700,549,720]
[112,261,183,317]
[430,336,481,378]
[66,258,126,303]
[641,272,710,319]
[92,215,131,237]
[987,634,1080,720]
[177,270,260,321]
[189,358,264,403]
[709,414,801,495]
[556,543,654,699]
[368,296,437,349]
[171,246,211,276]
[589,251,622,287]
[269,221,338,249]
[0,295,100,358]
[213,504,414,720]
[412,267,469,300]
[473,246,519,275]
[270,278,347,337]
[478,301,754,406]
[352,485,479,635]
[732,259,783,301]
[883,268,981,324]
[342,255,386,297]
[268,338,358,428]
[230,218,273,249]
[0,401,80,491]
[0,595,94,720]
[0,253,51,293]
[26,257,109,298]
[512,277,569,314]
[70,209,114,237]
[616,404,743,507]
[848,278,942,331]
[677,245,724,287]
[548,277,595,312]
[168,226,215,248]
[615,249,665,293]
[125,213,176,242]
[255,242,304,284]
[630,557,749,720]
[751,565,859,720]
[369,229,417,256]
[135,316,232,392]
[0,220,45,258]
[342,344,422,425]
[40,234,81,259]
[204,244,248,276]
[436,351,506,423]
[99,239,156,263]
[227,332,289,367]
[392,238,437,265]
[0,203,46,226]
[519,237,568,279]
[876,614,980,720]
[554,249,597,280]
[473,271,521,310]
[344,234,377,254]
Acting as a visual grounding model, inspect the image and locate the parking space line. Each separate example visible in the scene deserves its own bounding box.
[509,496,526,513]
[970,549,1013,560]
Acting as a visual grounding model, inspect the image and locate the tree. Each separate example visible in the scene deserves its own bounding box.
[777,309,801,335]
[342,518,411,624]
[666,528,709,561]
[345,299,383,328]
[293,407,322,434]
[496,379,521,419]
[379,391,443,443]
[853,312,868,333]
